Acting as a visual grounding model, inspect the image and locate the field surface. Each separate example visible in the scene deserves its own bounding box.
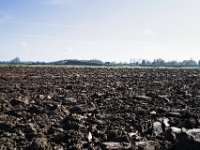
[1,66,200,149]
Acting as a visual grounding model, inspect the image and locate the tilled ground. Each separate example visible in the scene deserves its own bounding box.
[1,66,200,150]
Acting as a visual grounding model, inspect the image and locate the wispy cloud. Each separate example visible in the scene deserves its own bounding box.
[15,22,91,28]
[0,12,12,24]
[0,33,59,40]
[0,33,111,46]
[42,0,75,5]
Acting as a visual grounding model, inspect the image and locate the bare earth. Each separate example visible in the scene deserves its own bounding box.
[1,66,200,149]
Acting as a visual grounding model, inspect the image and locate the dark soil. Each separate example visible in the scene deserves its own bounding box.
[1,66,200,149]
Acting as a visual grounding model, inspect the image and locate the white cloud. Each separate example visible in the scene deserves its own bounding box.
[20,41,30,52]
[66,47,72,52]
[144,29,155,35]
[61,47,72,57]
[20,41,28,48]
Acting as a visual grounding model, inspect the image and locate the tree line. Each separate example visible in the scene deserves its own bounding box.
[1,57,200,67]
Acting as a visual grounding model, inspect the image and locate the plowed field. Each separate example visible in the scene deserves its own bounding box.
[1,66,200,149]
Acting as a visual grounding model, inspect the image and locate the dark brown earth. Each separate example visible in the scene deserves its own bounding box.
[1,66,200,150]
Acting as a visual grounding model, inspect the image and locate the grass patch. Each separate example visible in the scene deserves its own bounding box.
[1,64,200,69]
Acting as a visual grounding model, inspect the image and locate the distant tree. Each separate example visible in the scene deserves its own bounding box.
[110,61,116,65]
[89,59,103,64]
[141,60,146,66]
[167,60,179,66]
[152,59,165,66]
[146,60,152,66]
[10,57,20,64]
[198,60,200,66]
[141,60,152,66]
[182,60,197,66]
[105,62,111,65]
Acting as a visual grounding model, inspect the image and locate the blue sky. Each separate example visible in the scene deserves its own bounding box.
[0,0,200,62]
